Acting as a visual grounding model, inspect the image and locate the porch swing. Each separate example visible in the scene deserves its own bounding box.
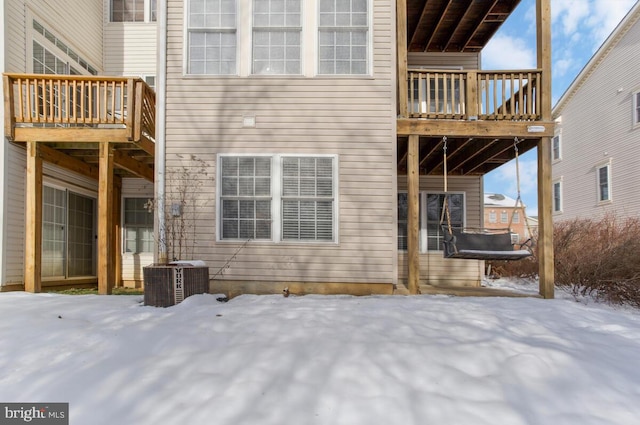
[440,137,533,260]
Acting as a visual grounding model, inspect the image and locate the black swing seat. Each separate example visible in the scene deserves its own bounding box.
[442,226,532,261]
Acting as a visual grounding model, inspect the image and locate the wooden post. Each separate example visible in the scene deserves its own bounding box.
[113,176,122,288]
[98,142,114,295]
[24,141,42,293]
[537,0,554,298]
[407,135,421,294]
[397,0,408,117]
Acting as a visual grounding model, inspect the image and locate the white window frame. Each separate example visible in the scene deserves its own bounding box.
[552,132,562,162]
[184,0,372,77]
[596,161,612,203]
[553,179,563,214]
[512,210,520,224]
[252,0,302,75]
[633,90,640,127]
[123,198,155,253]
[186,0,238,75]
[110,0,157,23]
[500,210,508,223]
[217,154,338,243]
[488,210,496,223]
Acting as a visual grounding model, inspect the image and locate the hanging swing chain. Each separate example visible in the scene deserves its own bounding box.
[440,136,454,235]
[508,137,535,250]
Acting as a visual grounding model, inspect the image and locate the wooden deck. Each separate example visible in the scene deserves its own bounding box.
[3,73,156,295]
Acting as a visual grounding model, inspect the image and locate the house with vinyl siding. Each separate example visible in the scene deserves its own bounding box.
[2,0,556,298]
[552,1,640,221]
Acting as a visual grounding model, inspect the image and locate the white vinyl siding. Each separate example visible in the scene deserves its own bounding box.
[252,0,302,75]
[318,0,369,75]
[187,0,237,75]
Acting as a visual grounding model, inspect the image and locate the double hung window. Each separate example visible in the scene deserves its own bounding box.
[597,163,611,203]
[318,0,369,74]
[187,0,237,75]
[219,155,336,242]
[111,0,157,22]
[252,0,302,75]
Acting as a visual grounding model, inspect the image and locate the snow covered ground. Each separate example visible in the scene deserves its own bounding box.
[1,280,639,425]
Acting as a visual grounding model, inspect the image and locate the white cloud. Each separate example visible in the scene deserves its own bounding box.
[587,0,637,46]
[482,34,536,70]
[551,0,591,36]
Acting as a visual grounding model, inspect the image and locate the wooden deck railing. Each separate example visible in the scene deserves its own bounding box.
[406,69,541,121]
[3,74,155,142]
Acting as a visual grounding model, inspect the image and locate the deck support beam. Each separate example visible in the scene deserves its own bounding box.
[98,142,115,295]
[24,141,43,293]
[407,135,421,294]
[537,0,554,298]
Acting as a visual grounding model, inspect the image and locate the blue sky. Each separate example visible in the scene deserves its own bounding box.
[481,0,637,216]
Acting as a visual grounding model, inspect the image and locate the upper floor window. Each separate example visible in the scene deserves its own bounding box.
[512,210,520,224]
[111,0,157,22]
[552,133,561,161]
[318,0,369,75]
[500,211,508,223]
[634,91,640,127]
[185,0,371,76]
[252,0,302,75]
[187,0,237,75]
[597,163,611,203]
[553,180,562,213]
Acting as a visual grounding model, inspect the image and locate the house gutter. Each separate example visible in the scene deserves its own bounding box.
[155,0,168,264]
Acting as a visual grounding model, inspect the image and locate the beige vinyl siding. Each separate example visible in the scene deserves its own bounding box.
[103,0,157,77]
[408,52,480,70]
[2,145,26,284]
[121,179,154,286]
[396,175,484,287]
[164,0,396,286]
[553,11,640,220]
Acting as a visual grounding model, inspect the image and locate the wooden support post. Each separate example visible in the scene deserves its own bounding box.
[98,142,114,295]
[537,0,554,298]
[407,135,421,294]
[396,0,408,117]
[24,141,42,293]
[114,176,122,288]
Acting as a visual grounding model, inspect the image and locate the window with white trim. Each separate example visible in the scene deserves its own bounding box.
[220,156,272,240]
[552,133,561,161]
[553,180,562,213]
[488,210,496,223]
[512,210,520,224]
[500,211,508,223]
[252,0,302,75]
[219,155,336,242]
[597,163,611,202]
[397,192,464,252]
[123,198,154,253]
[634,91,640,126]
[318,0,369,75]
[111,0,157,22]
[187,0,237,75]
[185,0,371,76]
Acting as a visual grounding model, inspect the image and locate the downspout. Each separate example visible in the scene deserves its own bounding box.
[155,0,168,264]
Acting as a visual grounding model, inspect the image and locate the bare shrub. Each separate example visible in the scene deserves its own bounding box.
[491,214,640,307]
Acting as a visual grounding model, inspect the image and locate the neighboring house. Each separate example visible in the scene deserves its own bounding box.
[483,193,532,245]
[1,0,157,292]
[2,0,556,298]
[552,1,640,221]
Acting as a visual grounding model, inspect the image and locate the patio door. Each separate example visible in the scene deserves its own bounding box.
[42,186,96,279]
